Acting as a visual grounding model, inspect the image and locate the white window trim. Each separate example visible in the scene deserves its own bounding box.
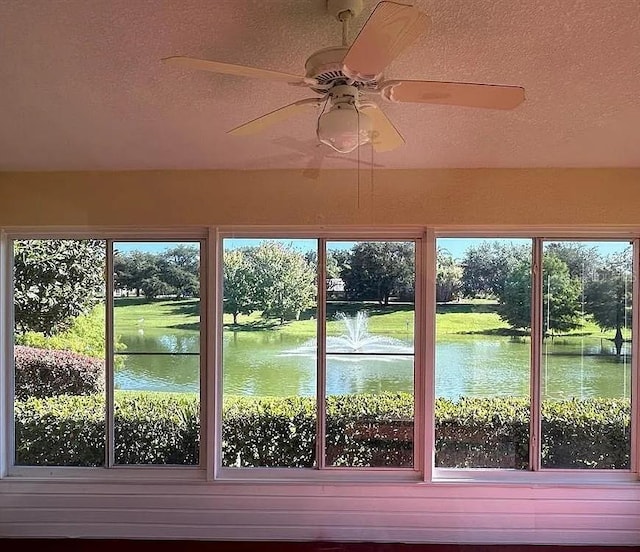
[4,229,208,479]
[215,230,423,481]
[0,224,637,486]
[432,229,639,483]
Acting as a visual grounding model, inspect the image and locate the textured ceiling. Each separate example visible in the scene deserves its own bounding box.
[1,0,639,171]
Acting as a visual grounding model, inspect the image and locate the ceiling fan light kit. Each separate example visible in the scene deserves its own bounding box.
[317,85,373,153]
[163,0,525,154]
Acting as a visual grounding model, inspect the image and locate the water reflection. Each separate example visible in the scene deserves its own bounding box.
[113,327,631,400]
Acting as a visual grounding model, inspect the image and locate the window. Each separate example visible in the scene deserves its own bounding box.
[220,236,417,471]
[435,238,531,469]
[324,240,415,468]
[13,239,107,467]
[10,234,204,471]
[221,238,318,468]
[4,228,638,480]
[113,241,201,465]
[540,241,632,469]
[434,236,636,475]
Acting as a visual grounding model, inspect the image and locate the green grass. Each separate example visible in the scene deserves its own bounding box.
[114,297,200,332]
[436,310,512,335]
[113,297,626,342]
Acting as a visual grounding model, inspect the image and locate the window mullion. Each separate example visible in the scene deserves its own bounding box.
[529,238,543,472]
[631,239,639,476]
[422,229,435,481]
[207,228,218,480]
[316,239,327,469]
[105,239,115,468]
[0,233,11,476]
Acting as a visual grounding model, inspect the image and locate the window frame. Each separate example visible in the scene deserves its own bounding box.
[4,227,208,478]
[431,229,639,484]
[0,225,637,485]
[215,228,425,480]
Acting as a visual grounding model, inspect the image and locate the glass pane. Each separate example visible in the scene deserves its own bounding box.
[113,241,200,465]
[435,238,531,469]
[325,241,415,468]
[14,239,106,466]
[221,238,318,467]
[541,241,631,469]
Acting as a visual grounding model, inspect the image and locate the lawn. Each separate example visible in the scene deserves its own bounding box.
[114,297,200,332]
[112,297,625,341]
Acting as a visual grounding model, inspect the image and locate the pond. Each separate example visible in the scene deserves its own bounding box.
[114,326,632,401]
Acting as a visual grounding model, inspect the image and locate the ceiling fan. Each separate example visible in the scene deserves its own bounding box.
[163,0,525,154]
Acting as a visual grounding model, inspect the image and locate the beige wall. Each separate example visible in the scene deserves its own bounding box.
[2,168,640,545]
[1,168,639,228]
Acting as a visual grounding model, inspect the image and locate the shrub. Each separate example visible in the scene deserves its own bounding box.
[12,393,631,470]
[435,397,530,469]
[14,345,104,400]
[115,392,199,465]
[14,394,106,466]
[14,392,199,466]
[222,395,317,467]
[326,393,414,467]
[541,398,630,469]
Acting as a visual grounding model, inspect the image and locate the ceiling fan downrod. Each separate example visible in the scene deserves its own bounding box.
[327,0,364,45]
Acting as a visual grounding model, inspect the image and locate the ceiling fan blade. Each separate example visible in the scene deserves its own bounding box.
[228,98,322,136]
[360,104,405,152]
[380,80,526,109]
[342,1,429,82]
[162,56,310,85]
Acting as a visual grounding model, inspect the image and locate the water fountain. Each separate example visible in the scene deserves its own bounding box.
[282,310,413,360]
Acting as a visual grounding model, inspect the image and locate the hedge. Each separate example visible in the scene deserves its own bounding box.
[13,393,630,469]
[14,345,104,400]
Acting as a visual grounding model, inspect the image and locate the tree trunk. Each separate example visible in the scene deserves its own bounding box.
[614,326,624,356]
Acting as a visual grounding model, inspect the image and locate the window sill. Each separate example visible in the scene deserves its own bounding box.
[2,466,638,489]
[431,467,640,487]
[216,466,422,484]
[5,465,207,483]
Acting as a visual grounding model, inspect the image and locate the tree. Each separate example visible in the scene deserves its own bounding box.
[159,245,200,298]
[341,242,414,305]
[113,250,157,297]
[497,254,582,333]
[436,248,462,302]
[584,249,632,354]
[223,249,255,324]
[541,255,584,334]
[461,241,530,298]
[14,240,105,336]
[162,244,200,275]
[327,249,352,279]
[139,275,172,299]
[248,242,316,324]
[544,242,603,281]
[115,245,200,299]
[305,249,344,283]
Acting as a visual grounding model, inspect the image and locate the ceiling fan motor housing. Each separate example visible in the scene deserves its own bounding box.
[305,46,379,93]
